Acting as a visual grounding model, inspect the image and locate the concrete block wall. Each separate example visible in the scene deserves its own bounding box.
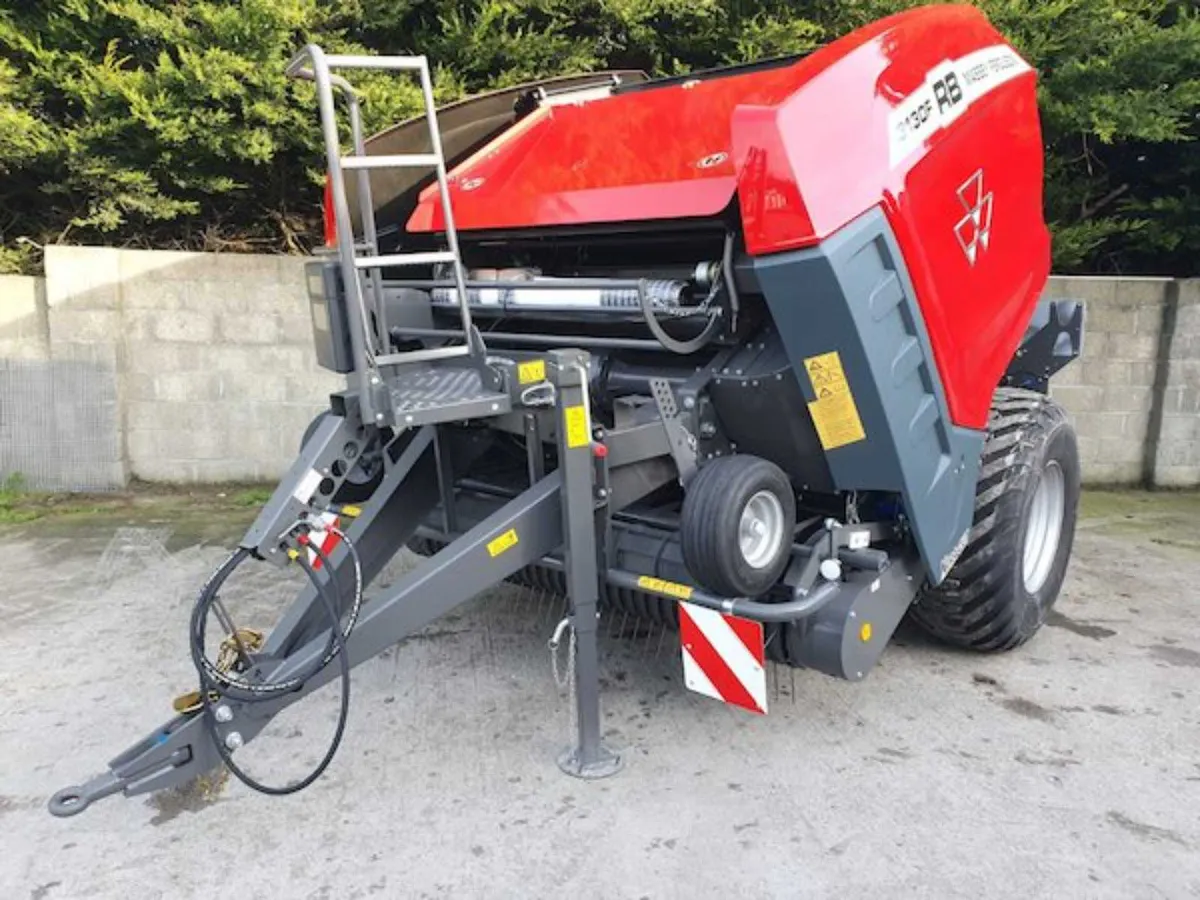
[104,247,341,481]
[1156,280,1200,487]
[1046,276,1168,485]
[0,245,1197,490]
[1,268,125,490]
[0,275,48,361]
[1,247,340,489]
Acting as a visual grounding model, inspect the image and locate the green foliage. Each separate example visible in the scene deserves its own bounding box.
[231,487,273,507]
[0,0,1196,275]
[0,473,39,524]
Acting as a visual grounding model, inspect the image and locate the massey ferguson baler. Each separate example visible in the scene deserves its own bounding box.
[51,4,1085,815]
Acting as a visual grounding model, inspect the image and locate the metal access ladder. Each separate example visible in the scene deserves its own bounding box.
[285,46,509,429]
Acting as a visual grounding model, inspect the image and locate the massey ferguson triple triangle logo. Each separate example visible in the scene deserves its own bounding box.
[955,169,993,266]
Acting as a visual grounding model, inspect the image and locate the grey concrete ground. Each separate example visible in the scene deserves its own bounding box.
[1,492,1199,899]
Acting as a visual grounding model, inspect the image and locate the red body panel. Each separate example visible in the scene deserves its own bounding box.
[407,5,1051,430]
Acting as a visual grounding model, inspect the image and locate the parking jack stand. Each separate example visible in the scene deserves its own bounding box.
[553,350,623,779]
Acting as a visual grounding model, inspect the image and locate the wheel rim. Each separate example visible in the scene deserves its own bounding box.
[1022,461,1066,594]
[738,490,786,570]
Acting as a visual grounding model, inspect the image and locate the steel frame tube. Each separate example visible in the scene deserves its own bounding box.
[392,327,664,352]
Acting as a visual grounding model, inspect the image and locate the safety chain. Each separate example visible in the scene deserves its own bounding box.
[549,615,579,743]
[174,627,266,714]
[215,628,265,674]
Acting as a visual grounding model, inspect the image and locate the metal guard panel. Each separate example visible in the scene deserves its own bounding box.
[753,207,984,584]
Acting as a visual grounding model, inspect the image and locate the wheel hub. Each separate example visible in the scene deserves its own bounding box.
[1022,460,1066,593]
[739,490,786,570]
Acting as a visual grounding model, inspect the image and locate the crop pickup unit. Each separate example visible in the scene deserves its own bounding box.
[52,4,1083,816]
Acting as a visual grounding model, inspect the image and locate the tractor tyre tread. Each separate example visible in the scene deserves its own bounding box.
[909,387,1080,652]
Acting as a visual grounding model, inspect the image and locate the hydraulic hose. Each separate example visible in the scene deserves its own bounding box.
[638,231,734,355]
[639,278,723,355]
[189,530,362,795]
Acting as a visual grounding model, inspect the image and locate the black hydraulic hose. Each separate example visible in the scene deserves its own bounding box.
[638,232,736,355]
[638,277,723,356]
[190,548,337,701]
[604,568,841,623]
[190,541,352,795]
[721,231,740,331]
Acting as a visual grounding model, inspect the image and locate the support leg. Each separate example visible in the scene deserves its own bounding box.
[552,350,622,779]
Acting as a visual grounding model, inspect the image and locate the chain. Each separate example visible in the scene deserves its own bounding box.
[549,615,579,743]
[215,628,265,674]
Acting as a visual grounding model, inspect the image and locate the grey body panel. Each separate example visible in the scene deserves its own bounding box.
[782,554,923,680]
[1005,300,1085,392]
[708,328,836,492]
[749,206,985,584]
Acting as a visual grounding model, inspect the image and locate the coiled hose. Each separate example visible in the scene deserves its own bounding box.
[189,529,362,794]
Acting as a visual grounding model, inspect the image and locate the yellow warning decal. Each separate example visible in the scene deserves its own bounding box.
[518,359,546,385]
[564,404,590,449]
[637,575,694,601]
[803,351,867,450]
[487,528,519,558]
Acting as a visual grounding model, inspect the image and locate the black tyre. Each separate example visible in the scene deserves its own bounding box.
[300,412,383,505]
[681,455,796,597]
[910,388,1080,651]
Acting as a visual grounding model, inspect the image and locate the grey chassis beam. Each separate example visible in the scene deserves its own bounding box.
[49,467,571,816]
[49,348,621,815]
[260,424,492,658]
[486,408,677,513]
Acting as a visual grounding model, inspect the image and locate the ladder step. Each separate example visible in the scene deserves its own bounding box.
[355,251,458,269]
[342,154,441,170]
[324,54,426,71]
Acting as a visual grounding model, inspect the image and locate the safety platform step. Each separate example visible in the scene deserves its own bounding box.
[389,365,510,427]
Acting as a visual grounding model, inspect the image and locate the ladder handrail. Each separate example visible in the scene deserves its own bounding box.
[287,45,379,421]
[413,58,475,359]
[286,44,477,427]
[285,57,385,319]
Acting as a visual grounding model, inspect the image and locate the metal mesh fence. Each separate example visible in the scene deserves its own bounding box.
[0,347,123,491]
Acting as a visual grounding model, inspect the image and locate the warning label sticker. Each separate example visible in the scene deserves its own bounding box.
[518,359,546,385]
[292,468,323,504]
[487,528,519,558]
[803,351,867,450]
[564,404,590,449]
[637,575,694,601]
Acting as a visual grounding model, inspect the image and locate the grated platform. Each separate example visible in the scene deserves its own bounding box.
[389,365,510,426]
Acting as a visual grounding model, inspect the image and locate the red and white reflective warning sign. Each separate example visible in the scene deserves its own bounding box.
[678,601,767,715]
[305,512,342,570]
